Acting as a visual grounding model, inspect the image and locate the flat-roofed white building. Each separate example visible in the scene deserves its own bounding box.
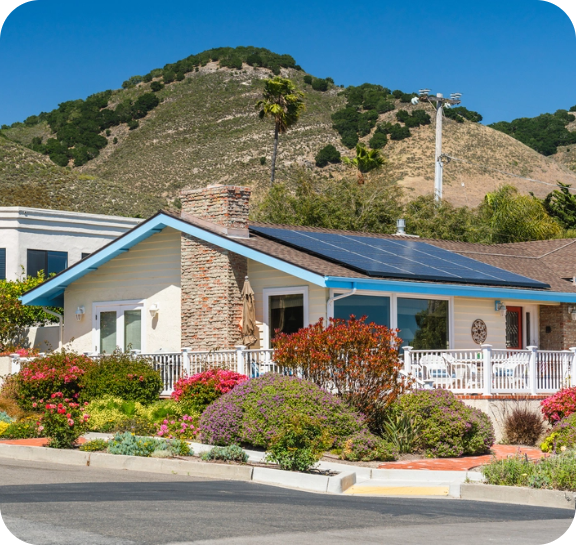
[0,207,141,281]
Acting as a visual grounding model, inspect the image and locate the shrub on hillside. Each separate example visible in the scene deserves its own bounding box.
[15,352,95,410]
[273,317,407,424]
[79,352,162,404]
[171,369,248,413]
[150,81,164,92]
[541,387,576,423]
[394,390,495,457]
[369,132,388,149]
[315,144,341,167]
[541,413,576,453]
[200,374,366,448]
[302,75,312,85]
[312,78,329,92]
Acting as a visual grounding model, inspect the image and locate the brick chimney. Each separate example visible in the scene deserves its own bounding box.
[179,185,251,350]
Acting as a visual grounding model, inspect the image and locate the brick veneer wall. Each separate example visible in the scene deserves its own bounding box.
[180,185,250,350]
[539,303,576,350]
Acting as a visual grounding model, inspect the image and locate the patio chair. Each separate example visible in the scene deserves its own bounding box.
[419,355,454,388]
[443,353,479,389]
[492,356,528,390]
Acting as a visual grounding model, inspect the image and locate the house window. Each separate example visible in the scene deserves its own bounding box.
[0,248,5,280]
[27,249,68,277]
[82,252,91,260]
[94,301,144,353]
[334,294,390,327]
[397,298,449,350]
[263,287,308,347]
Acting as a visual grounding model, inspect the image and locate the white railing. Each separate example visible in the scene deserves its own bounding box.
[403,345,575,395]
[11,344,575,396]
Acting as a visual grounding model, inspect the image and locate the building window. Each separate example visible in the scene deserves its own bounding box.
[82,252,91,260]
[334,294,390,327]
[0,248,5,280]
[397,298,449,350]
[263,287,308,348]
[27,249,68,278]
[94,301,144,353]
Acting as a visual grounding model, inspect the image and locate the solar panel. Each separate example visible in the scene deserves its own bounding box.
[250,226,549,289]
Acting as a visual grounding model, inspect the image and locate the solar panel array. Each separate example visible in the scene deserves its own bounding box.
[250,226,549,289]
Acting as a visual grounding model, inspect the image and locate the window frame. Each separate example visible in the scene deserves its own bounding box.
[26,249,68,277]
[92,299,146,354]
[262,286,309,349]
[0,248,5,280]
[329,289,454,349]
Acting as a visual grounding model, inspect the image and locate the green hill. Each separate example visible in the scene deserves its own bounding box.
[3,46,576,216]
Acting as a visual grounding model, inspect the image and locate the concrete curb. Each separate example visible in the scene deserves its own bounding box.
[0,443,353,493]
[252,466,356,493]
[460,483,576,510]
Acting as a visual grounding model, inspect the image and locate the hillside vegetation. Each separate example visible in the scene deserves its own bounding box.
[2,46,576,217]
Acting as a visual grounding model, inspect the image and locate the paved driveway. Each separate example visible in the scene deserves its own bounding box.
[0,458,573,545]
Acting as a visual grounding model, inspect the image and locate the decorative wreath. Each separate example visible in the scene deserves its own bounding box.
[471,319,488,344]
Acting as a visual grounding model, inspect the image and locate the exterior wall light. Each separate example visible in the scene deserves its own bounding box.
[495,301,507,316]
[569,307,576,321]
[75,306,85,322]
[149,303,160,317]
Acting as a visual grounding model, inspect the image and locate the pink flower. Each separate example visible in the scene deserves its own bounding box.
[32,402,37,408]
[67,419,74,426]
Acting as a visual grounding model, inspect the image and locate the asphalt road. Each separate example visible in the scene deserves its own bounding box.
[0,458,574,545]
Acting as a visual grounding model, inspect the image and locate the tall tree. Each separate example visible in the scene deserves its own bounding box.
[540,182,576,230]
[342,143,385,184]
[256,77,305,184]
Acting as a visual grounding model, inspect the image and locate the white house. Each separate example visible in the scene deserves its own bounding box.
[19,185,576,400]
[0,207,141,281]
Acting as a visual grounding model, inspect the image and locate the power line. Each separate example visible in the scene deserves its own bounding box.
[442,154,576,194]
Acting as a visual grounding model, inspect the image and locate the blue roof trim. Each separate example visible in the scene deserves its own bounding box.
[20,214,328,307]
[325,276,576,303]
[20,212,576,307]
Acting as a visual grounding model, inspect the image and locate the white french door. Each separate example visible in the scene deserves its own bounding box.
[93,301,145,354]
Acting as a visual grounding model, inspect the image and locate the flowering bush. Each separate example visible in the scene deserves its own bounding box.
[541,387,576,423]
[200,374,367,448]
[79,351,163,404]
[393,390,495,457]
[0,417,39,439]
[541,413,576,453]
[0,422,9,436]
[156,414,199,439]
[15,351,95,410]
[39,392,90,448]
[340,429,398,462]
[171,369,248,412]
[273,317,409,425]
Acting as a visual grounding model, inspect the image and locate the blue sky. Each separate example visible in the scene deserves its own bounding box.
[0,0,574,126]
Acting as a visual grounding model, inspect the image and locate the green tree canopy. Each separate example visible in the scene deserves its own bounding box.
[342,143,386,184]
[540,182,576,230]
[0,273,61,351]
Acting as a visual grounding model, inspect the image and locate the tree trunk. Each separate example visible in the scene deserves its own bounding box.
[357,170,365,185]
[270,123,279,185]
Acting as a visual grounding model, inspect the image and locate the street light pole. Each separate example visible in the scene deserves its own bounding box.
[412,90,462,201]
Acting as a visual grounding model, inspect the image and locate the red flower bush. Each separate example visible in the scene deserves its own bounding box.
[172,369,248,413]
[15,352,95,410]
[273,317,409,424]
[541,387,576,423]
[39,392,90,448]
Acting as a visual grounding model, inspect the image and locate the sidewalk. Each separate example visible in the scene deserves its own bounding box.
[377,445,544,471]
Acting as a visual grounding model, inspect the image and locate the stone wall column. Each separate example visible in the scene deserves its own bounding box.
[180,185,250,350]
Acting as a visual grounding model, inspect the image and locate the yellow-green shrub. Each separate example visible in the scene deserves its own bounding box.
[0,421,10,436]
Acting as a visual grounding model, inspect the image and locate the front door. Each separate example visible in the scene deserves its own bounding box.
[506,306,523,349]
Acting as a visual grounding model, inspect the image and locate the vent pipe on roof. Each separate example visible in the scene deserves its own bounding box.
[396,219,406,236]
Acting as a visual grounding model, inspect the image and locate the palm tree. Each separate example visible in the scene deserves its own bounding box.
[342,143,385,184]
[256,77,305,184]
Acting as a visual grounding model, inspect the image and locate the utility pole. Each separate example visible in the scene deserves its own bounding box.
[412,90,462,201]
